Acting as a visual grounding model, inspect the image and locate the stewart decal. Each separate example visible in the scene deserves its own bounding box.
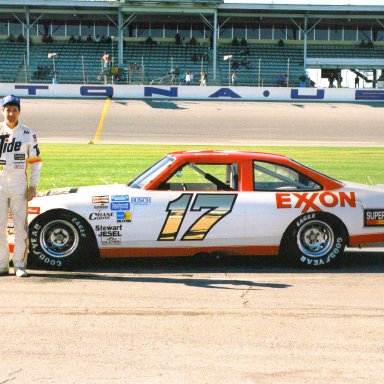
[276,192,356,213]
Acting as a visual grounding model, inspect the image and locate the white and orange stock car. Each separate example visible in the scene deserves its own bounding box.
[10,150,384,270]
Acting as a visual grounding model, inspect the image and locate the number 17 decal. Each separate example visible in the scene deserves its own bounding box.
[158,193,237,241]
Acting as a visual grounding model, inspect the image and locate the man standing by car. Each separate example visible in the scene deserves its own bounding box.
[0,95,42,277]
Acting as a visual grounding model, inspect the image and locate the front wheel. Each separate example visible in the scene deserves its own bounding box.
[281,213,347,268]
[29,210,97,270]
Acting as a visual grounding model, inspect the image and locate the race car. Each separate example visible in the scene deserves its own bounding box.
[9,150,384,270]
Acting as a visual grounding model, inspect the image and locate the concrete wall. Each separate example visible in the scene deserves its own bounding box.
[2,83,384,102]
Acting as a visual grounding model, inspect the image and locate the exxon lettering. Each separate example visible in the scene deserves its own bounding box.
[276,191,356,213]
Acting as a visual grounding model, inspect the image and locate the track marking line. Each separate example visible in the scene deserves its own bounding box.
[89,97,111,144]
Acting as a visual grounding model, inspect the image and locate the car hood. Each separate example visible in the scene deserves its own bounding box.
[36,184,128,197]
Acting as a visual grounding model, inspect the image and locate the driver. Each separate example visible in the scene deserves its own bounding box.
[0,95,42,277]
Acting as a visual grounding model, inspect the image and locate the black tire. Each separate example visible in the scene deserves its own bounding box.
[281,212,347,268]
[28,210,97,270]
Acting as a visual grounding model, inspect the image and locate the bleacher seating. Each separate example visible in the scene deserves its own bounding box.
[307,43,384,59]
[124,42,210,85]
[0,39,382,86]
[0,41,27,83]
[218,44,304,87]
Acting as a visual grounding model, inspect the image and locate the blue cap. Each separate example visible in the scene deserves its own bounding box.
[2,95,20,109]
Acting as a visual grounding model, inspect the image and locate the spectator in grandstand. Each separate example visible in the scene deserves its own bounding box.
[191,53,198,62]
[185,72,191,85]
[241,58,250,69]
[77,36,83,43]
[277,73,286,87]
[231,72,236,86]
[336,72,343,88]
[278,39,284,47]
[328,73,335,88]
[86,35,93,43]
[175,33,182,46]
[232,37,239,47]
[100,35,107,43]
[69,35,76,43]
[367,39,374,48]
[102,52,110,72]
[17,34,25,43]
[189,36,197,46]
[7,34,15,42]
[359,40,366,48]
[145,36,156,45]
[200,72,207,86]
[355,75,360,88]
[240,38,247,46]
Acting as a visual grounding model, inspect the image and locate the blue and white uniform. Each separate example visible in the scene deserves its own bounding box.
[0,122,42,269]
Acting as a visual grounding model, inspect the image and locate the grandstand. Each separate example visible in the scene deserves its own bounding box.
[0,0,384,87]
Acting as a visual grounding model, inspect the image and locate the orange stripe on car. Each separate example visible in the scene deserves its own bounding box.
[99,245,279,258]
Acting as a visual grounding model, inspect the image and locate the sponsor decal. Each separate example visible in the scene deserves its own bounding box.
[131,197,151,205]
[14,162,25,169]
[95,224,122,237]
[1,137,21,153]
[111,195,129,202]
[28,207,40,215]
[110,202,130,211]
[93,195,109,210]
[117,211,131,223]
[276,191,356,213]
[89,212,114,220]
[364,209,384,227]
[92,195,109,204]
[14,154,25,160]
[101,237,121,245]
[7,212,14,235]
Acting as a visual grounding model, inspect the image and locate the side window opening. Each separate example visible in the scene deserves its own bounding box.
[159,163,238,191]
[253,161,321,191]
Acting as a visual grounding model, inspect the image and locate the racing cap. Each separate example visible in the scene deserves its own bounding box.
[2,95,21,109]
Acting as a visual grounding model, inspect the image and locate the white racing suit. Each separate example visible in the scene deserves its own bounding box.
[0,122,42,269]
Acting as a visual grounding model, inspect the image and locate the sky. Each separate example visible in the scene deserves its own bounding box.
[224,0,384,5]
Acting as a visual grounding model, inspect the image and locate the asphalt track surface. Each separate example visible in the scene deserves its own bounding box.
[20,98,384,146]
[1,99,383,383]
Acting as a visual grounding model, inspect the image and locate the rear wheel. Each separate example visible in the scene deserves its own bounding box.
[29,210,97,270]
[281,213,347,268]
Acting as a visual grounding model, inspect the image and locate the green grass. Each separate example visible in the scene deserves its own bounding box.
[37,144,384,190]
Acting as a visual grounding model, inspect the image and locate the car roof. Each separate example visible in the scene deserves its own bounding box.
[168,150,289,162]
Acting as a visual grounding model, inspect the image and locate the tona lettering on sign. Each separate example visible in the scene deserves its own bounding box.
[276,192,356,213]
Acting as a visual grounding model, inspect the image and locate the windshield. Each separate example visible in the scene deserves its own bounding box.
[129,156,175,189]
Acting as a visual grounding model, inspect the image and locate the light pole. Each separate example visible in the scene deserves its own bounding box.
[48,52,57,83]
[223,55,233,86]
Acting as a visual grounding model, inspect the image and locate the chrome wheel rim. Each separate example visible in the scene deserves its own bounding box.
[297,220,334,258]
[40,220,79,258]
